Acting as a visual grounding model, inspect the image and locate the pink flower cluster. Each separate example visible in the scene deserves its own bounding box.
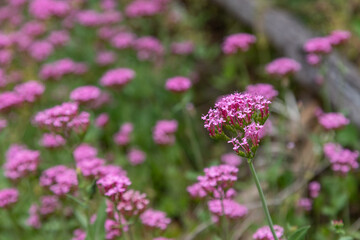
[221,153,242,167]
[29,0,69,20]
[40,165,78,195]
[127,148,146,165]
[72,229,86,240]
[297,198,313,211]
[323,142,359,174]
[14,80,45,103]
[304,37,332,54]
[40,59,88,81]
[4,144,40,180]
[28,41,54,61]
[196,164,238,197]
[140,209,171,230]
[171,41,194,55]
[125,0,169,18]
[134,36,164,61]
[100,68,135,88]
[95,113,109,128]
[246,83,278,100]
[33,102,90,134]
[40,133,66,148]
[317,112,350,130]
[47,30,70,47]
[309,181,321,199]
[202,92,271,157]
[70,85,101,105]
[76,10,122,27]
[27,195,60,228]
[116,190,150,217]
[165,76,192,93]
[96,51,116,66]
[253,225,284,240]
[0,80,44,112]
[328,30,351,46]
[97,174,132,202]
[0,188,19,208]
[222,33,256,54]
[208,199,248,220]
[265,57,301,77]
[110,32,136,49]
[114,122,133,146]
[153,120,178,145]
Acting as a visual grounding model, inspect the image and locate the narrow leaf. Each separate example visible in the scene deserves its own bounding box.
[288,226,310,240]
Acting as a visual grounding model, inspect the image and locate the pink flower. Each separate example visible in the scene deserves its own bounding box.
[0,91,23,112]
[110,32,136,49]
[328,30,351,46]
[100,68,135,88]
[97,165,127,179]
[70,85,101,105]
[4,144,40,180]
[0,49,13,65]
[77,157,105,177]
[39,195,60,215]
[187,182,207,199]
[28,41,54,61]
[27,204,41,228]
[96,51,116,66]
[73,144,98,162]
[0,32,12,48]
[105,218,123,239]
[197,165,238,197]
[40,58,88,81]
[72,229,86,240]
[117,189,149,217]
[202,92,271,157]
[221,153,242,167]
[14,80,45,103]
[40,133,66,148]
[114,122,133,146]
[77,10,102,27]
[304,37,332,54]
[0,188,19,208]
[153,120,178,145]
[317,112,349,130]
[125,0,168,18]
[265,58,301,77]
[253,225,284,240]
[171,41,194,55]
[309,181,321,199]
[29,0,69,20]
[0,118,7,132]
[97,174,131,202]
[245,84,278,100]
[134,36,164,61]
[306,54,321,66]
[298,198,312,211]
[165,76,192,93]
[40,165,78,195]
[127,148,146,165]
[95,113,109,128]
[323,143,359,174]
[222,33,256,54]
[208,199,248,219]
[20,21,46,37]
[140,209,171,230]
[47,30,70,46]
[34,102,90,134]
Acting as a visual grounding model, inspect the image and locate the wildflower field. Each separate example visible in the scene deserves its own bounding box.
[1,0,360,239]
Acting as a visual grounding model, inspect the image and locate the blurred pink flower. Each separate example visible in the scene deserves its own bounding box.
[265,57,301,77]
[0,188,19,208]
[140,209,171,230]
[127,148,146,165]
[222,33,256,54]
[165,76,192,93]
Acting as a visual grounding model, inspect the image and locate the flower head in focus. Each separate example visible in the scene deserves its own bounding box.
[202,92,271,158]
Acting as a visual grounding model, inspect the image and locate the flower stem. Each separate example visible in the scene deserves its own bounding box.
[248,159,279,240]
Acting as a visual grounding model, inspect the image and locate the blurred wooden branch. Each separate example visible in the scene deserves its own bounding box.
[212,0,360,127]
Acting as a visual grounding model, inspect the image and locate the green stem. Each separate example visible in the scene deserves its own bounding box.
[248,160,279,240]
[220,197,229,240]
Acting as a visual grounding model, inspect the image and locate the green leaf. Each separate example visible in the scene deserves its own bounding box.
[288,226,311,240]
[91,199,107,240]
[339,237,353,240]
